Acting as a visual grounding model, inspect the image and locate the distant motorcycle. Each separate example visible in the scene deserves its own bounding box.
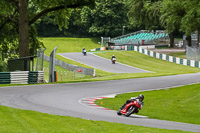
[82,49,87,56]
[111,58,116,64]
[117,99,141,117]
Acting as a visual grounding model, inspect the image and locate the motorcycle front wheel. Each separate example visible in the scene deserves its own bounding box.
[117,109,122,115]
[125,106,136,117]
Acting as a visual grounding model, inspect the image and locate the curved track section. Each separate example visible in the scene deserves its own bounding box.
[0,73,200,132]
[58,52,150,73]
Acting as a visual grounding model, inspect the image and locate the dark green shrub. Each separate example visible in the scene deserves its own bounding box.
[0,60,7,72]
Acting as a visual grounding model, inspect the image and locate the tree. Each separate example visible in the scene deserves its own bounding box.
[79,0,129,37]
[159,0,188,47]
[160,0,200,47]
[180,0,200,47]
[0,0,19,60]
[0,0,95,58]
[128,0,163,31]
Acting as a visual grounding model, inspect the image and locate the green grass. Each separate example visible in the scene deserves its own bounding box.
[40,37,101,55]
[0,105,194,133]
[95,51,200,74]
[167,52,186,59]
[95,83,200,125]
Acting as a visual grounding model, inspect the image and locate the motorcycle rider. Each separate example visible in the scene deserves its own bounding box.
[111,55,116,63]
[120,94,144,113]
[111,55,116,60]
[82,47,87,55]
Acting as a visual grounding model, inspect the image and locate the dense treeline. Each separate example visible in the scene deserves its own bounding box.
[36,0,131,37]
[0,0,200,60]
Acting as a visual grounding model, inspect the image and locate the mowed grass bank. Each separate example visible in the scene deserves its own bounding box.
[40,37,100,54]
[94,51,200,74]
[0,106,194,133]
[95,83,200,125]
[167,52,186,59]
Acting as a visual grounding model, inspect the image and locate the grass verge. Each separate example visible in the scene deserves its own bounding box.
[95,83,200,125]
[0,105,194,133]
[40,37,100,54]
[167,52,186,59]
[94,51,200,74]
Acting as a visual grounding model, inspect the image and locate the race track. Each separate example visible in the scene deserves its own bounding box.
[58,52,150,73]
[0,73,200,132]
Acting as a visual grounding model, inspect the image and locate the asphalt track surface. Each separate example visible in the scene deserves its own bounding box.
[1,73,200,132]
[58,52,150,73]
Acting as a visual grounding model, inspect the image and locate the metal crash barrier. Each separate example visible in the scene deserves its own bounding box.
[0,71,45,84]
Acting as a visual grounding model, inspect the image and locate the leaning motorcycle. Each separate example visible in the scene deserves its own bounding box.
[117,100,141,117]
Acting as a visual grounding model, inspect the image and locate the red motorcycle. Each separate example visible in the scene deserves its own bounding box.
[117,99,141,117]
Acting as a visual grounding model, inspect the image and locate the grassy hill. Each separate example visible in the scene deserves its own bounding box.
[40,37,100,54]
[40,37,200,82]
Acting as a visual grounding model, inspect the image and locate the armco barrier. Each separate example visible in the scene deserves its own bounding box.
[0,71,45,84]
[37,71,45,83]
[0,72,11,84]
[28,71,38,84]
[10,71,29,84]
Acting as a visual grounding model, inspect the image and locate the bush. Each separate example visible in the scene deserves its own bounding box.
[0,60,7,72]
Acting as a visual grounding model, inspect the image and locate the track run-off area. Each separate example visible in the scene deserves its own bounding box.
[0,53,200,132]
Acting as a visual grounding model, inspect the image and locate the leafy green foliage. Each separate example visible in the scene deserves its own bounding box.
[0,60,7,72]
[36,0,130,37]
[160,0,184,33]
[0,0,95,58]
[128,0,163,31]
[87,0,129,36]
[180,0,200,36]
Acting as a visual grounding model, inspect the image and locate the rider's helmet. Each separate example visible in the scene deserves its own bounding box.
[138,94,144,101]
